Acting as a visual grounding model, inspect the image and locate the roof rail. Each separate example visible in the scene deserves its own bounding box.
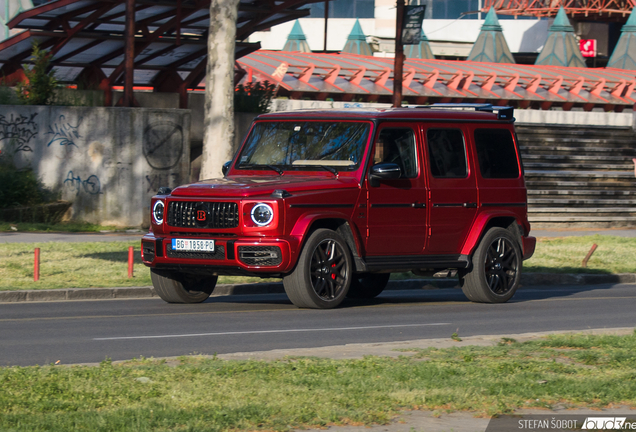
[416,103,514,121]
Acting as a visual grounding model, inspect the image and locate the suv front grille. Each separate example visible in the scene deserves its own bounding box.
[167,201,239,229]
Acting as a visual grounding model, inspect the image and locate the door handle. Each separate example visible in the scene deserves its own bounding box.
[412,203,426,208]
[463,202,477,208]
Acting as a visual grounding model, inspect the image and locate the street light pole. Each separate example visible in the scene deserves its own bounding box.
[323,0,329,52]
[393,0,405,108]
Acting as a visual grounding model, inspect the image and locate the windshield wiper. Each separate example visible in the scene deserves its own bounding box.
[266,165,284,175]
[239,164,283,175]
[294,164,338,176]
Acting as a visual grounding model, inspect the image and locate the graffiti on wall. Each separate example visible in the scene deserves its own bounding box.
[0,113,39,153]
[143,121,184,170]
[64,171,102,195]
[146,173,181,193]
[46,115,83,148]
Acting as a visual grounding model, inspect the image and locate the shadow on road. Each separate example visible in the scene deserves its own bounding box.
[197,280,629,309]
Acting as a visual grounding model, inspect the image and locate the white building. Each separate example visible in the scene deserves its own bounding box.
[248,0,550,59]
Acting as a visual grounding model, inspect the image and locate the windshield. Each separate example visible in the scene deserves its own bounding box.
[236,121,371,172]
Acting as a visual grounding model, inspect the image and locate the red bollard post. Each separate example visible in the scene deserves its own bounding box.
[128,246,134,278]
[34,248,40,281]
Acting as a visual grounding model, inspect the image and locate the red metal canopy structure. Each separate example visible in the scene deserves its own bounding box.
[0,0,325,107]
[483,0,636,20]
[238,50,636,111]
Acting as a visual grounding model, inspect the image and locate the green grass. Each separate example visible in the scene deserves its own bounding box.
[0,235,634,291]
[0,241,268,290]
[0,221,135,233]
[524,235,636,274]
[1,332,635,431]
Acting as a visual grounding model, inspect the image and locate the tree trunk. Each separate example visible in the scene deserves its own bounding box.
[200,0,240,180]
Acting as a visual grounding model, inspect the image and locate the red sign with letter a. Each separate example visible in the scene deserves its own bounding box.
[579,39,597,58]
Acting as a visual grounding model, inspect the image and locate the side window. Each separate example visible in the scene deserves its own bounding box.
[373,128,418,178]
[426,129,467,178]
[474,129,520,179]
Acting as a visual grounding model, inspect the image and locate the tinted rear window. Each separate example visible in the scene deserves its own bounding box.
[474,129,520,179]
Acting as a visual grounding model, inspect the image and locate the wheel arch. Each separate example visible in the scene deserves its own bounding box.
[290,213,364,267]
[461,212,524,257]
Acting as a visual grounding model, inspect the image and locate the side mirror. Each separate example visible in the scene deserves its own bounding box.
[369,162,402,187]
[222,161,232,176]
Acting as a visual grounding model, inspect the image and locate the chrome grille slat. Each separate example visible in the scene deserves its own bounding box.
[167,201,239,229]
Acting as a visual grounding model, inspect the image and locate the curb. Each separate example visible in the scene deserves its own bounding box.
[0,273,634,303]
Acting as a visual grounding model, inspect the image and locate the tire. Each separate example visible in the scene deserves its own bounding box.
[461,227,522,303]
[151,269,217,303]
[283,229,353,309]
[347,273,390,299]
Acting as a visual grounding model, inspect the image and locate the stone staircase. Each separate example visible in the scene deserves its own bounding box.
[516,124,636,228]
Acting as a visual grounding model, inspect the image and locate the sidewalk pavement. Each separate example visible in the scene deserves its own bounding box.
[296,407,636,432]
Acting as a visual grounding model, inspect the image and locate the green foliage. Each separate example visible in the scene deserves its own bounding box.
[234,80,276,113]
[0,80,20,105]
[0,159,55,209]
[0,333,635,430]
[15,41,58,105]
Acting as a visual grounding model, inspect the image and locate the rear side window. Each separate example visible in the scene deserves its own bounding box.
[474,129,520,179]
[426,129,467,178]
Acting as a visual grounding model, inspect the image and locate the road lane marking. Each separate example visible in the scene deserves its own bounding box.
[93,322,452,341]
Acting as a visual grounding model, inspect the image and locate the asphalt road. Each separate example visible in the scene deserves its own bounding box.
[1,283,635,367]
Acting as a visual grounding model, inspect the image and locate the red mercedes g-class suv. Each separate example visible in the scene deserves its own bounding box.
[142,104,536,309]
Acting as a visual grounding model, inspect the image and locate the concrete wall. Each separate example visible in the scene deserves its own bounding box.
[0,106,190,227]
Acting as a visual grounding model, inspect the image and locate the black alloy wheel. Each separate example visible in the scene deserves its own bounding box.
[283,229,353,309]
[461,227,522,303]
[310,237,349,301]
[483,236,519,296]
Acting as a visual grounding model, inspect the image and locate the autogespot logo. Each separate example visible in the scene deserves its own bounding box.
[582,418,632,430]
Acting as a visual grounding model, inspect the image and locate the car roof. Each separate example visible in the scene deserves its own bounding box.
[256,107,503,122]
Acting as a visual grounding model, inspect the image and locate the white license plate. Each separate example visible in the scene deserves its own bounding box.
[171,239,215,252]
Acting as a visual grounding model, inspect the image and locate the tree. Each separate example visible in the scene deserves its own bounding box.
[200,0,241,180]
[16,41,58,105]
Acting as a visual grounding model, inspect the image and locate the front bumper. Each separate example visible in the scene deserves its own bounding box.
[141,233,294,274]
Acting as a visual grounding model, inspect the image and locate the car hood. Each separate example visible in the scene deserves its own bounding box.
[170,175,360,198]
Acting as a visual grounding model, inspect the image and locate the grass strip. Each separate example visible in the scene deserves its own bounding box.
[0,236,634,291]
[1,332,635,431]
[0,222,135,233]
[523,235,636,275]
[0,241,265,290]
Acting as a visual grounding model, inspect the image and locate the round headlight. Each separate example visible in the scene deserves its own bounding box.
[250,203,274,226]
[153,200,165,224]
